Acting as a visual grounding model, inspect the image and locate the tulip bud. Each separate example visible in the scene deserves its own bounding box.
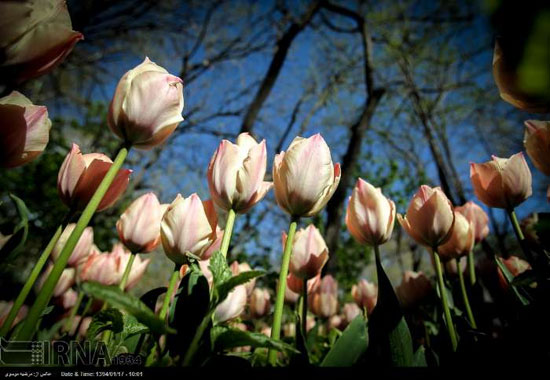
[443,256,467,277]
[198,258,213,288]
[273,134,341,217]
[395,271,432,309]
[284,224,328,280]
[110,243,150,290]
[51,223,93,268]
[438,212,475,262]
[261,325,272,337]
[214,285,247,323]
[310,275,339,318]
[117,192,164,253]
[346,178,396,246]
[57,143,131,211]
[0,301,28,329]
[36,262,75,297]
[249,288,271,318]
[0,91,51,168]
[208,133,272,213]
[287,272,321,295]
[342,303,361,327]
[497,256,531,290]
[108,57,184,149]
[79,250,119,286]
[0,0,83,83]
[397,185,455,248]
[351,279,377,315]
[284,285,299,305]
[455,201,490,243]
[58,288,78,310]
[470,153,532,210]
[161,194,219,264]
[230,261,255,296]
[282,323,296,338]
[328,315,343,330]
[524,120,550,176]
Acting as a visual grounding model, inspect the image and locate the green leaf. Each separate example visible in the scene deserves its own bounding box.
[211,326,299,354]
[388,318,414,366]
[494,256,530,306]
[81,282,174,335]
[321,315,368,367]
[0,194,30,265]
[511,269,537,287]
[87,308,124,340]
[216,270,265,305]
[209,250,232,287]
[120,314,149,340]
[413,346,428,367]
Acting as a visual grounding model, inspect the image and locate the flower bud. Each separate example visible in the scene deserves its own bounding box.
[208,133,272,213]
[524,120,550,176]
[286,272,321,294]
[0,0,83,83]
[497,256,531,290]
[470,153,532,209]
[51,223,93,268]
[351,279,377,315]
[79,250,119,286]
[346,178,396,246]
[397,185,455,248]
[309,275,339,318]
[230,261,255,296]
[36,262,75,297]
[110,243,150,290]
[161,194,219,264]
[284,224,328,280]
[0,91,51,168]
[395,271,432,309]
[455,201,489,243]
[282,323,296,338]
[58,288,78,310]
[437,212,475,262]
[214,285,247,323]
[273,134,341,217]
[249,288,271,318]
[117,192,164,253]
[328,315,343,330]
[0,301,28,329]
[57,143,131,211]
[342,303,361,327]
[108,57,184,149]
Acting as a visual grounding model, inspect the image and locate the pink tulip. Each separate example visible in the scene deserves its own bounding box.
[57,143,131,211]
[342,302,361,326]
[310,275,339,318]
[214,285,247,323]
[497,256,531,290]
[351,279,377,315]
[273,134,341,217]
[0,301,28,329]
[283,224,328,280]
[346,178,396,246]
[0,0,83,83]
[395,271,432,309]
[438,212,475,262]
[470,153,532,210]
[397,185,455,248]
[282,323,296,338]
[524,120,550,176]
[455,201,489,243]
[286,272,321,295]
[79,249,120,286]
[58,288,78,310]
[161,194,219,264]
[108,57,184,150]
[198,258,214,288]
[328,315,343,330]
[249,288,271,318]
[36,262,75,297]
[0,91,51,168]
[117,192,164,253]
[110,243,150,290]
[284,285,299,305]
[51,223,93,268]
[442,256,467,277]
[63,315,92,339]
[230,261,256,296]
[208,133,272,213]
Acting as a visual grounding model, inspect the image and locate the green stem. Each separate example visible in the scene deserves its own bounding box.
[0,210,75,338]
[301,278,308,337]
[432,249,458,351]
[182,310,214,366]
[15,147,130,341]
[64,291,84,334]
[456,258,477,329]
[268,217,298,365]
[219,209,236,258]
[467,250,476,286]
[119,253,136,291]
[159,265,181,321]
[507,208,534,263]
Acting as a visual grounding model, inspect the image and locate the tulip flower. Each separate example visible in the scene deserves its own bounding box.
[497,256,531,290]
[342,303,361,327]
[524,120,550,176]
[0,0,83,83]
[57,143,131,212]
[230,261,256,296]
[346,178,396,246]
[328,315,343,330]
[309,275,339,318]
[397,185,455,249]
[0,91,51,168]
[273,134,341,218]
[395,271,432,309]
[36,262,75,297]
[351,279,377,315]
[284,285,300,305]
[117,192,164,254]
[0,301,28,329]
[249,288,271,318]
[470,153,532,210]
[282,323,296,338]
[198,258,214,288]
[287,272,321,295]
[58,288,78,310]
[455,201,489,244]
[110,243,150,290]
[161,194,219,264]
[108,57,184,149]
[208,133,272,214]
[284,224,329,280]
[51,224,93,268]
[79,250,120,286]
[214,285,247,323]
[438,212,475,262]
